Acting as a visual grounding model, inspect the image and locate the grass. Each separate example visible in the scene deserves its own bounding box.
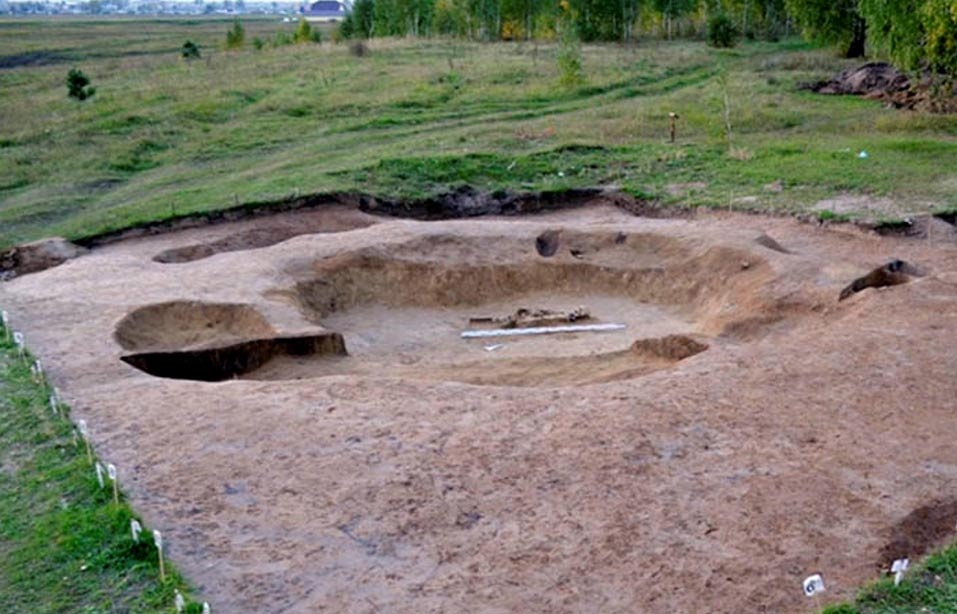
[824,546,957,613]
[0,327,202,612]
[1,19,957,248]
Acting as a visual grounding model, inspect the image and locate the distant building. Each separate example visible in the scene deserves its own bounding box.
[299,0,346,21]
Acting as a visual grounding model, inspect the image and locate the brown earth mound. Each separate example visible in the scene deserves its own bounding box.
[802,62,957,113]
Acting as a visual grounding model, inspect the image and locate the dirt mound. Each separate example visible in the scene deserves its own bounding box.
[0,237,87,280]
[631,335,708,360]
[802,62,957,113]
[879,499,957,569]
[838,259,917,301]
[803,62,910,97]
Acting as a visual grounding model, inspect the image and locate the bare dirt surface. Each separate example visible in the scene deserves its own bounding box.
[2,203,957,613]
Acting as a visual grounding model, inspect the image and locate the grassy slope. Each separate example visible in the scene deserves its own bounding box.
[825,546,957,613]
[0,331,200,612]
[2,20,957,248]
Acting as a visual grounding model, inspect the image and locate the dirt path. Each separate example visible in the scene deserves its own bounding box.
[1,204,956,613]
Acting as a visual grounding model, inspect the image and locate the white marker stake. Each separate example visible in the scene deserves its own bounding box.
[174,590,186,613]
[131,519,142,542]
[1,310,8,341]
[95,462,105,488]
[203,603,211,614]
[78,419,92,464]
[49,394,59,416]
[33,359,43,383]
[12,332,24,361]
[107,463,119,505]
[154,530,166,581]
[803,573,825,598]
[891,558,909,587]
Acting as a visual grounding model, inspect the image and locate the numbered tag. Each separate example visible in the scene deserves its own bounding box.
[153,529,163,550]
[891,558,909,586]
[803,574,825,597]
[203,603,211,614]
[174,590,186,613]
[131,519,142,542]
[77,419,88,437]
[95,462,105,488]
[107,464,117,481]
[12,331,23,347]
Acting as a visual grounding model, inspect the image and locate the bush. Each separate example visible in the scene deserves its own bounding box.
[225,19,245,49]
[181,40,201,60]
[294,17,315,43]
[252,37,265,50]
[66,68,95,100]
[707,12,739,48]
[349,40,369,56]
[556,0,582,87]
[273,31,293,47]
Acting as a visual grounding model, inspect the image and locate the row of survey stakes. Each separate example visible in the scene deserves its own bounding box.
[1,310,210,614]
[0,309,924,608]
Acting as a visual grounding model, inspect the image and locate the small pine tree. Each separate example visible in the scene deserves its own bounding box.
[556,0,583,88]
[66,68,95,100]
[294,17,315,43]
[181,40,201,60]
[707,12,739,48]
[225,19,245,49]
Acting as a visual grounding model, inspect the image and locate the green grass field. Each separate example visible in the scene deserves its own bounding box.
[0,330,201,612]
[2,18,957,249]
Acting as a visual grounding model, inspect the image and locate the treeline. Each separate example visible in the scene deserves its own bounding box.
[337,0,957,77]
[339,0,790,43]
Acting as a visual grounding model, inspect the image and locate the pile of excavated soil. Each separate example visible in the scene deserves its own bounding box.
[2,203,957,614]
[802,62,957,113]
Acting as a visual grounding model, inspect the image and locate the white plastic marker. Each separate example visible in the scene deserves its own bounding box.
[49,394,59,416]
[202,602,211,613]
[891,558,909,586]
[461,323,626,339]
[803,573,825,597]
[107,463,119,505]
[130,519,142,542]
[174,590,186,613]
[78,419,93,464]
[154,529,166,581]
[31,359,43,383]
[12,332,24,360]
[0,310,8,341]
[95,462,105,488]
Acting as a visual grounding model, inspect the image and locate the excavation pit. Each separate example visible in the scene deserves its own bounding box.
[245,232,775,386]
[6,203,953,614]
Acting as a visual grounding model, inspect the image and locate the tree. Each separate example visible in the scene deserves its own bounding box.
[860,0,957,77]
[652,0,699,40]
[294,16,314,42]
[785,0,865,57]
[66,68,95,100]
[225,19,245,49]
[707,11,739,47]
[181,40,201,59]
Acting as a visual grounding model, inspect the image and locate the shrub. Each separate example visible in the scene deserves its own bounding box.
[556,0,582,87]
[252,36,265,50]
[294,17,315,43]
[225,19,245,49]
[349,40,369,56]
[66,68,95,100]
[707,12,739,48]
[273,31,293,47]
[181,40,201,60]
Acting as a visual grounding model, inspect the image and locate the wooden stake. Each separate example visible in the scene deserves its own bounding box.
[668,112,678,144]
[78,420,92,464]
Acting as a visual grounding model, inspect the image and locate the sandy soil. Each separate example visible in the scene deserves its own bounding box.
[2,204,957,613]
